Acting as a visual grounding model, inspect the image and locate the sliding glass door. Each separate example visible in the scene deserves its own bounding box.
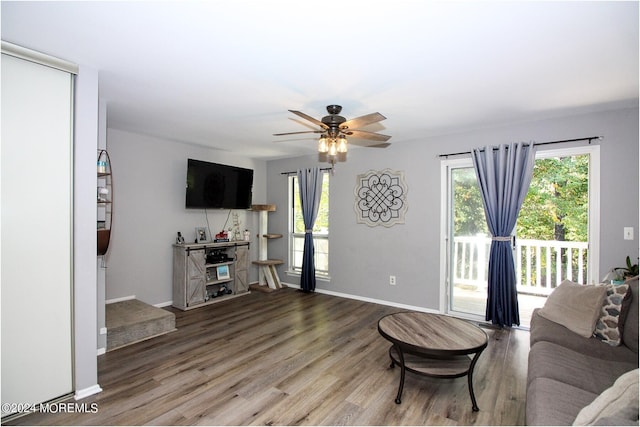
[445,161,490,319]
[441,146,599,326]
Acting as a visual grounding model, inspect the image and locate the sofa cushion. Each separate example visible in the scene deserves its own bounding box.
[530,309,638,363]
[621,276,639,353]
[572,368,639,426]
[538,281,606,338]
[591,416,639,426]
[593,282,630,346]
[526,377,598,426]
[528,341,638,394]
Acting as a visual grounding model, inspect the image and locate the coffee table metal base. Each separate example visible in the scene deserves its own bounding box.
[388,344,484,411]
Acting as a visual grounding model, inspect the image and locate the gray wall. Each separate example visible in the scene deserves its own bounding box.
[105,106,638,311]
[105,128,267,304]
[265,107,639,310]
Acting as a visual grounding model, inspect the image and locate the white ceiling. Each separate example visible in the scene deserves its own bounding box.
[2,1,638,160]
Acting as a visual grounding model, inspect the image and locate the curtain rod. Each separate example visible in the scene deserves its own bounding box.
[438,136,602,158]
[280,167,333,176]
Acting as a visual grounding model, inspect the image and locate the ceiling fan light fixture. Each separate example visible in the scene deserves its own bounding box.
[337,136,348,153]
[318,136,328,153]
[328,140,338,156]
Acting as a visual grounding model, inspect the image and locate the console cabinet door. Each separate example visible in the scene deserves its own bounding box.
[187,250,206,306]
[235,245,249,293]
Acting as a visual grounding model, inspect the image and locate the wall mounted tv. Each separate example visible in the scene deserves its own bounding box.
[185,159,254,209]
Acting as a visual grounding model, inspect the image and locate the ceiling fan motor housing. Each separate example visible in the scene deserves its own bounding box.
[322,105,347,136]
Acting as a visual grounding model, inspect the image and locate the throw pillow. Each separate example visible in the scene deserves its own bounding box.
[593,283,630,346]
[572,368,639,426]
[538,280,607,338]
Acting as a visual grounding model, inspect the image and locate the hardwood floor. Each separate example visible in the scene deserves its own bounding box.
[7,289,529,426]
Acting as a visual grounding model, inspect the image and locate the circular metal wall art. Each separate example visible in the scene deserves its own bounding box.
[354,169,408,227]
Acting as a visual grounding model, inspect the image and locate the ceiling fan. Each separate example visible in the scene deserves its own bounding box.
[273,105,391,163]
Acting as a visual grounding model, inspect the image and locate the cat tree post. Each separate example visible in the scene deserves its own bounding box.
[250,204,284,291]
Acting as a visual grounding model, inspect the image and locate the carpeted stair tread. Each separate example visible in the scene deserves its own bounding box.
[106,299,176,351]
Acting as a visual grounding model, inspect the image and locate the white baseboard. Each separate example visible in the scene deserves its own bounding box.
[307,284,440,314]
[105,296,172,307]
[153,300,173,308]
[74,384,102,400]
[96,347,106,356]
[105,295,136,304]
[257,280,439,314]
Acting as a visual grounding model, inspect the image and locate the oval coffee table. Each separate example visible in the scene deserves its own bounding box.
[377,311,488,411]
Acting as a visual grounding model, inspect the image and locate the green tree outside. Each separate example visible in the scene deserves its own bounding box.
[453,155,588,241]
[293,174,329,234]
[517,155,588,242]
[453,154,590,286]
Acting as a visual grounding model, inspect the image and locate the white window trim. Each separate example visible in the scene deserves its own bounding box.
[287,233,330,279]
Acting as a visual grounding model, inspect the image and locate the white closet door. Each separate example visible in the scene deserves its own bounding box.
[1,53,74,412]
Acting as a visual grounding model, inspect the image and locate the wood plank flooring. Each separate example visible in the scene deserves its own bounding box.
[7,289,529,426]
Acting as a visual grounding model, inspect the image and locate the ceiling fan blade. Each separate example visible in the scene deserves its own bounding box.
[288,110,327,128]
[346,129,392,142]
[273,130,324,136]
[349,139,391,148]
[341,112,386,130]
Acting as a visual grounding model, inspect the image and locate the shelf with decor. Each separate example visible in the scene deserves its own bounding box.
[205,261,234,285]
[97,149,112,256]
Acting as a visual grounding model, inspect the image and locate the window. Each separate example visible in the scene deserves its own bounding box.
[288,173,330,278]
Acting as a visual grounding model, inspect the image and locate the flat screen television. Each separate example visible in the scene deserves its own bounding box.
[185,159,253,209]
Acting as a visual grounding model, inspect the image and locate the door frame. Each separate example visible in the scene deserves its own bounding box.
[439,144,600,317]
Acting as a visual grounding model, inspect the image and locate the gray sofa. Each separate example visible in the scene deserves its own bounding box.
[526,276,639,425]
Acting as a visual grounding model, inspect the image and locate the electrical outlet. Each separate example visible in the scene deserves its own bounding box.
[389,275,396,286]
[624,227,634,240]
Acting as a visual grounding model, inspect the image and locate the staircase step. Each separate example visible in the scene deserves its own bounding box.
[106,299,176,351]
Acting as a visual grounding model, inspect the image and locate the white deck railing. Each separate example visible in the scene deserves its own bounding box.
[453,235,589,296]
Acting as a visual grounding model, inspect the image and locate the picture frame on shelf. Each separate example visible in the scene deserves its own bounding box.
[195,227,209,243]
[216,264,230,280]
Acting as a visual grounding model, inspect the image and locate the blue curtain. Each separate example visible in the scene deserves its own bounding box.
[297,168,323,292]
[472,142,536,327]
